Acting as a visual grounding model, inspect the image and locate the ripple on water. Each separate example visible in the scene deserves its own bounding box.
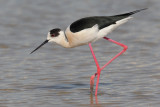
[0,44,9,49]
[0,88,21,93]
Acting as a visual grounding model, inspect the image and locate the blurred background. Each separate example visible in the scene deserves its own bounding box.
[0,0,160,106]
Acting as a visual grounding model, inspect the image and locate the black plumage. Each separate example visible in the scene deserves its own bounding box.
[70,8,147,33]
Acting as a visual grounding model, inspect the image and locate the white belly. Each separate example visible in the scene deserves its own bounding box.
[96,17,132,40]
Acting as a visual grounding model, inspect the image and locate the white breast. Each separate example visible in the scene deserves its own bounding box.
[65,24,99,47]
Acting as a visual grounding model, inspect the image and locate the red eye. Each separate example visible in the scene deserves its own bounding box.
[51,34,55,37]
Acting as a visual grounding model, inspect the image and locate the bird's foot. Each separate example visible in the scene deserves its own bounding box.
[90,73,97,94]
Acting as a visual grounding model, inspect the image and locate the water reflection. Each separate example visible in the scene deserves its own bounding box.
[90,93,99,105]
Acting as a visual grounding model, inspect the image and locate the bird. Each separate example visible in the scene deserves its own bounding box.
[30,8,147,96]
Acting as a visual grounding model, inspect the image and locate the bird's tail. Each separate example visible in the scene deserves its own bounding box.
[115,8,148,17]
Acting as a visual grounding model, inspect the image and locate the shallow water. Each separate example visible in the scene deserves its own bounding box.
[0,0,160,106]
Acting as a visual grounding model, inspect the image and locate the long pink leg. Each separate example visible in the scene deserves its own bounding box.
[89,37,128,96]
[89,43,100,94]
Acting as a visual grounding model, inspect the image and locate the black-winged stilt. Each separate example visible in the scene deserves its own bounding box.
[30,8,147,96]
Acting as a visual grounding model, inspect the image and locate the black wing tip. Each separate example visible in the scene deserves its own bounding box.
[130,8,148,15]
[114,8,148,17]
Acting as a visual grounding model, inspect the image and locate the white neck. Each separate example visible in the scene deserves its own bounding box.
[59,31,70,48]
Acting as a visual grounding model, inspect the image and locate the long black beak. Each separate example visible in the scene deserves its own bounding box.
[30,40,49,54]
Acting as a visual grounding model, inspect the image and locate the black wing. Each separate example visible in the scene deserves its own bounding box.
[70,8,147,33]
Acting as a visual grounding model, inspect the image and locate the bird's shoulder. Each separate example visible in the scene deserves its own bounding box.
[70,16,115,33]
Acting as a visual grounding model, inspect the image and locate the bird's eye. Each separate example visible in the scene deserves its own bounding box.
[51,34,55,37]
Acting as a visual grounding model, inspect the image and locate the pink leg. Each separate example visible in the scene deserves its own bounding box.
[89,43,100,94]
[89,37,128,96]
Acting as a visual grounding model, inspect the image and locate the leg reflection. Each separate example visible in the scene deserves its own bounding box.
[90,93,99,105]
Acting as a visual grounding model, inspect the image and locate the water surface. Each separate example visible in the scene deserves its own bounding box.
[0,0,160,107]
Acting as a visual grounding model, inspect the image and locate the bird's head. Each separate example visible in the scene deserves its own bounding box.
[30,28,63,54]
